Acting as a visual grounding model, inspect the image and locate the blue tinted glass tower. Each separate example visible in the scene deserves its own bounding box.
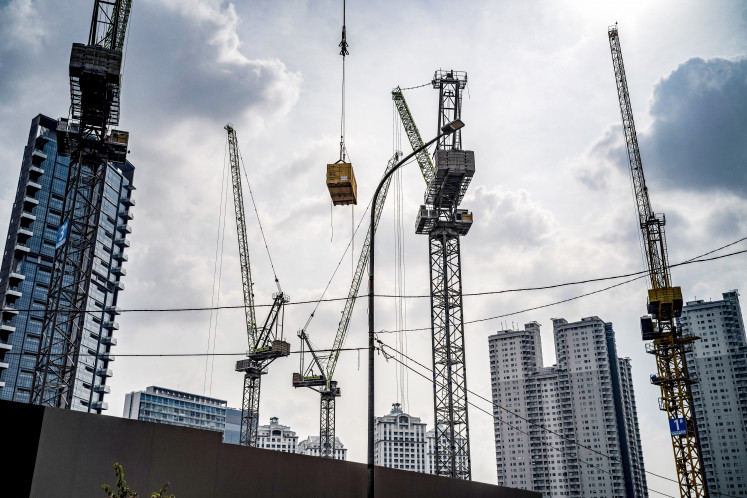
[0,114,134,413]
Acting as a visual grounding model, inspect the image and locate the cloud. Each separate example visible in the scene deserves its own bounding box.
[578,55,747,196]
[127,0,302,127]
[644,55,747,194]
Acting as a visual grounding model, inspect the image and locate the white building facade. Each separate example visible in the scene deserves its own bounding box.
[489,318,647,497]
[681,290,747,496]
[256,417,298,453]
[123,386,226,433]
[374,403,430,473]
[297,435,347,460]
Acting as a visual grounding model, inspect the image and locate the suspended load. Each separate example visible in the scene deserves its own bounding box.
[327,0,356,206]
[326,162,357,205]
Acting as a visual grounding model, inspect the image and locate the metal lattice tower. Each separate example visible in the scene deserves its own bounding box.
[31,0,132,409]
[608,25,706,498]
[225,124,291,448]
[420,70,474,479]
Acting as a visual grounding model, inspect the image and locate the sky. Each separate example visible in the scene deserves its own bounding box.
[1,0,746,494]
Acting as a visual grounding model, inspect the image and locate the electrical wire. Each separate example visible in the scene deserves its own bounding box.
[203,138,230,396]
[1,347,368,358]
[377,346,678,498]
[376,338,739,498]
[237,146,283,293]
[7,240,746,317]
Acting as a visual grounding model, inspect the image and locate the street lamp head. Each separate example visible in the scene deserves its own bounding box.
[440,119,465,134]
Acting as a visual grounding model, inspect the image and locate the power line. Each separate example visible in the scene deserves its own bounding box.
[376,341,678,498]
[376,338,738,498]
[1,347,367,358]
[6,241,746,317]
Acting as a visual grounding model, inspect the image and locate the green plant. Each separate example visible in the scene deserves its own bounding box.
[102,463,174,498]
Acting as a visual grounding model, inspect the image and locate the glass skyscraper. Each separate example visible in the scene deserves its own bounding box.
[0,114,134,413]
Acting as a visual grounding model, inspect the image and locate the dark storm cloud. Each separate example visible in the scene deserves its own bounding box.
[642,56,747,194]
[577,55,747,197]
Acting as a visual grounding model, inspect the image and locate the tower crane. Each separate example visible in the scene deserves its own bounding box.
[408,71,474,480]
[32,0,133,410]
[225,124,290,447]
[608,25,706,498]
[294,150,402,458]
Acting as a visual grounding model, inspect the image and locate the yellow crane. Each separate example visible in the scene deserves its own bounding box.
[608,25,706,498]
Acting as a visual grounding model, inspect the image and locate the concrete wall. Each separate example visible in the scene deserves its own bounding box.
[2,399,539,497]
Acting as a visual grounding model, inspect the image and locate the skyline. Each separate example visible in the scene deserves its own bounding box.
[1,0,746,495]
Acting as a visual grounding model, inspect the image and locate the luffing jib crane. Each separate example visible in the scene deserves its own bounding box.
[608,25,707,498]
[225,124,290,447]
[294,150,402,458]
[32,0,133,410]
[394,78,474,480]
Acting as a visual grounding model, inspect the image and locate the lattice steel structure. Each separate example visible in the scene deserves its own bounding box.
[32,0,131,409]
[419,70,474,479]
[608,25,706,498]
[225,124,291,448]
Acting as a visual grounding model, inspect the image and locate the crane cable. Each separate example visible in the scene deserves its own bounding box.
[237,146,282,293]
[338,0,349,163]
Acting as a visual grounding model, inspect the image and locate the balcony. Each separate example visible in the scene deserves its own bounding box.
[2,306,19,319]
[98,352,115,362]
[116,224,132,234]
[8,272,25,284]
[16,227,33,244]
[105,306,121,315]
[102,321,119,331]
[113,238,130,248]
[31,149,47,165]
[23,196,39,210]
[90,401,109,411]
[96,367,113,378]
[14,243,30,255]
[112,251,128,262]
[110,266,126,276]
[1,322,16,339]
[120,195,135,207]
[20,211,36,225]
[29,165,44,182]
[116,282,125,291]
[94,384,111,394]
[101,335,117,346]
[26,180,42,194]
[4,289,22,305]
[118,210,134,221]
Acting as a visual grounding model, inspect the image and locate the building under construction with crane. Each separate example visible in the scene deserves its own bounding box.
[0,0,135,412]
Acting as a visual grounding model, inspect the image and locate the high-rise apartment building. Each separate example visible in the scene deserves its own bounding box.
[123,386,226,433]
[488,318,647,497]
[374,403,430,473]
[297,435,347,460]
[680,290,747,496]
[0,114,134,412]
[256,417,298,453]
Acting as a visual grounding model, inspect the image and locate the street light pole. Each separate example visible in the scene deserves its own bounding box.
[367,119,464,498]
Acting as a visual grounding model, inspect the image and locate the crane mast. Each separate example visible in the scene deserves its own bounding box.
[608,25,706,498]
[394,74,474,479]
[32,0,132,410]
[225,124,290,448]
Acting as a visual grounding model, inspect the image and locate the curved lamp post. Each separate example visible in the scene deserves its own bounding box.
[367,119,465,497]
